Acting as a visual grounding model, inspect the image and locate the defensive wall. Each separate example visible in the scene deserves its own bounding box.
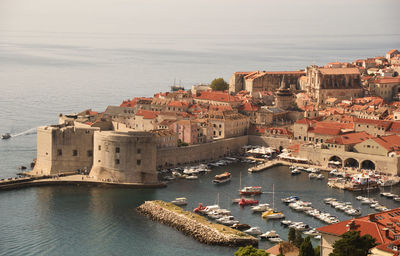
[248,135,293,149]
[156,135,248,168]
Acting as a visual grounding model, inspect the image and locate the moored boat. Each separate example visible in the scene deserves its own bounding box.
[239,186,262,195]
[212,172,231,184]
[1,133,11,140]
[171,197,187,206]
[238,198,259,206]
[262,210,285,219]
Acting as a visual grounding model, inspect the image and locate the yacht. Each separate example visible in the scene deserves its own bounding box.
[269,237,284,243]
[316,174,325,180]
[243,227,263,236]
[251,203,270,212]
[239,186,262,195]
[212,172,231,184]
[262,210,285,219]
[185,175,198,180]
[171,197,187,206]
[291,169,301,175]
[260,230,280,240]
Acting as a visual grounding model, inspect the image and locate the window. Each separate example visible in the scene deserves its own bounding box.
[219,131,221,136]
[87,150,93,157]
[219,124,222,128]
[57,149,62,156]
[116,147,120,153]
[115,159,120,164]
[73,150,78,156]
[137,159,141,165]
[137,149,141,154]
[98,145,101,150]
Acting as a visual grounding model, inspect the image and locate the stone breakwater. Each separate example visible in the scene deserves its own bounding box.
[137,200,258,247]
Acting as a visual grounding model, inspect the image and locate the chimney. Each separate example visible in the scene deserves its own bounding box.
[383,228,390,238]
[369,214,377,222]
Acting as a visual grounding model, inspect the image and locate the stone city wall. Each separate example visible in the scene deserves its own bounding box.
[156,135,248,168]
[248,135,293,149]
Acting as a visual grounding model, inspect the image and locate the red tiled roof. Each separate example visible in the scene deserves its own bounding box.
[120,97,153,108]
[317,208,400,245]
[319,67,360,75]
[372,135,400,153]
[167,101,189,107]
[373,77,400,84]
[240,102,259,111]
[354,118,392,129]
[136,110,159,119]
[195,91,240,103]
[308,126,342,135]
[388,49,398,55]
[326,131,373,145]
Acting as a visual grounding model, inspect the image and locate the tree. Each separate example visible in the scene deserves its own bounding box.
[294,230,304,248]
[210,78,229,91]
[329,231,377,256]
[288,227,296,243]
[234,245,269,256]
[299,236,315,256]
[314,245,321,256]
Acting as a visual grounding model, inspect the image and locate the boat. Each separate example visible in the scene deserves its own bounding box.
[212,172,231,184]
[239,186,262,195]
[260,230,280,240]
[291,169,301,175]
[243,227,263,236]
[309,173,318,179]
[185,175,198,180]
[238,198,259,206]
[251,203,270,212]
[231,223,251,231]
[171,197,187,206]
[262,210,285,219]
[269,237,284,243]
[378,177,399,187]
[193,203,207,213]
[394,196,400,202]
[316,174,325,180]
[1,133,11,140]
[281,220,292,226]
[282,196,300,203]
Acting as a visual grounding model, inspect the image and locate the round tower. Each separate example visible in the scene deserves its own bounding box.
[276,76,294,110]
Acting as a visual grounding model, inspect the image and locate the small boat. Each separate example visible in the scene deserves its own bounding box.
[239,186,262,195]
[378,178,399,187]
[243,227,263,236]
[213,172,231,184]
[231,223,250,231]
[193,203,206,213]
[260,230,280,240]
[281,220,292,226]
[171,197,187,206]
[394,197,400,202]
[282,196,300,203]
[186,175,198,180]
[1,133,11,140]
[251,203,270,212]
[269,237,284,243]
[238,198,259,206]
[316,174,325,180]
[309,173,318,179]
[262,210,285,219]
[291,169,301,175]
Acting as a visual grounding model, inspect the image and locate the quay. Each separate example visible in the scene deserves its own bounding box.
[0,174,166,191]
[248,159,332,173]
[137,200,258,247]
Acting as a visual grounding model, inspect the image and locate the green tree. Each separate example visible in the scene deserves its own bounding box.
[288,227,296,243]
[329,231,377,256]
[294,230,304,248]
[314,245,321,256]
[210,78,229,91]
[234,245,269,256]
[299,236,315,256]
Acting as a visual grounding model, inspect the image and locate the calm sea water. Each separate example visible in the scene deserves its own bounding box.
[1,0,400,255]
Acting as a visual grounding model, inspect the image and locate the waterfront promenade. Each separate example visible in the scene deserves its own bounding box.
[248,159,333,173]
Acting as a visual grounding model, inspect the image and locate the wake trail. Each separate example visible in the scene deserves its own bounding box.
[11,128,37,137]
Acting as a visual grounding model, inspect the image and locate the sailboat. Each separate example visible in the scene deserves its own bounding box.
[262,184,285,219]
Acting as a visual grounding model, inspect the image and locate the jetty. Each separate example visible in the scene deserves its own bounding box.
[137,200,258,247]
[248,159,332,173]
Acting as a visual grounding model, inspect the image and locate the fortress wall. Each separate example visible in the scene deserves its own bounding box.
[248,135,293,149]
[156,136,248,168]
[33,126,98,175]
[90,131,158,184]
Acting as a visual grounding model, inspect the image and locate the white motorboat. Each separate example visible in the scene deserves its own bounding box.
[251,203,270,212]
[171,197,187,206]
[260,230,279,240]
[244,227,263,236]
[291,169,301,175]
[186,175,198,180]
[316,174,325,180]
[269,237,284,243]
[212,172,231,184]
[281,220,292,226]
[309,173,318,179]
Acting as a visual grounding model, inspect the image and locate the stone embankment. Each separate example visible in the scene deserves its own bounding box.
[137,200,258,247]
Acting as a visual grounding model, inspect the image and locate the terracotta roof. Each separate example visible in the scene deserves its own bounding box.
[167,101,189,107]
[240,102,259,111]
[266,242,299,256]
[373,77,400,84]
[326,131,373,145]
[308,126,342,135]
[319,67,360,75]
[194,91,239,103]
[136,110,159,119]
[388,49,398,55]
[244,70,305,81]
[317,208,400,246]
[372,135,400,153]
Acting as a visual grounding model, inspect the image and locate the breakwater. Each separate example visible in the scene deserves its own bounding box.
[137,200,258,247]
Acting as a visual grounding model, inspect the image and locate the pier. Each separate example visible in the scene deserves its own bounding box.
[248,159,333,173]
[137,200,258,247]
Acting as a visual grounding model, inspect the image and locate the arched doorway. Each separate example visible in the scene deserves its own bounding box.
[328,155,343,167]
[344,158,359,169]
[361,160,375,170]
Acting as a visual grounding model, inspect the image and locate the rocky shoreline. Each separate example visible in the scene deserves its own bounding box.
[137,200,258,247]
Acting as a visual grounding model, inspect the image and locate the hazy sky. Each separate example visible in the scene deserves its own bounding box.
[1,0,399,36]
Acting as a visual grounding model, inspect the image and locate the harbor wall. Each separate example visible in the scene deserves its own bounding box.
[248,135,293,149]
[137,200,258,247]
[156,136,248,168]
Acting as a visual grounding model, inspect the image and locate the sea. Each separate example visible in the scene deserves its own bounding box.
[1,0,400,255]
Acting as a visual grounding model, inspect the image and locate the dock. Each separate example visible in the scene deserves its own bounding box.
[248,159,333,173]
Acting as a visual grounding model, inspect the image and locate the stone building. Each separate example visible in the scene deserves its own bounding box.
[203,110,249,140]
[275,77,294,110]
[33,125,99,175]
[229,71,305,95]
[304,66,363,103]
[90,131,159,184]
[369,77,400,101]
